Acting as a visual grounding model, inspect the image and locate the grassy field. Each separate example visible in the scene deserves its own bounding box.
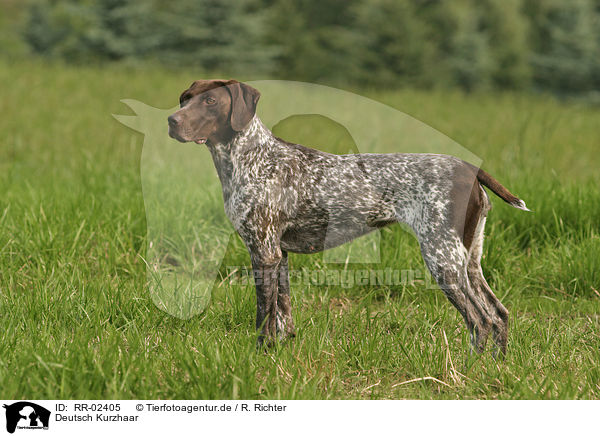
[1,60,599,399]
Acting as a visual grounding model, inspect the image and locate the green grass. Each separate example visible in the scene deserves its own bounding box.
[1,60,599,399]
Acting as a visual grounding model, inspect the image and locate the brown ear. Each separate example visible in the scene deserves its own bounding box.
[179,81,197,105]
[225,80,261,131]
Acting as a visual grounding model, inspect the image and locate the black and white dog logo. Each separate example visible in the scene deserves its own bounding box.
[3,402,50,433]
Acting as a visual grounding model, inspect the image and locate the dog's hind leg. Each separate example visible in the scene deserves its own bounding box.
[466,213,509,356]
[418,230,494,353]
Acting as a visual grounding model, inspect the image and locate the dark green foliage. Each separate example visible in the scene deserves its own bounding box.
[480,0,531,89]
[19,0,600,93]
[262,0,365,84]
[23,0,275,74]
[524,0,600,93]
[433,0,496,91]
[351,0,436,87]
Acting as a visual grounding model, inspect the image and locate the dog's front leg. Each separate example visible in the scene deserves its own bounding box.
[276,251,296,339]
[251,252,281,347]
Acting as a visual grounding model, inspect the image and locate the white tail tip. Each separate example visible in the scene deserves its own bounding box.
[512,199,531,211]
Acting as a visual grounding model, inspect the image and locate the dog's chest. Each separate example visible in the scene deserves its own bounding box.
[223,189,249,230]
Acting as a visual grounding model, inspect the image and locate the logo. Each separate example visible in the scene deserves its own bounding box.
[3,402,50,433]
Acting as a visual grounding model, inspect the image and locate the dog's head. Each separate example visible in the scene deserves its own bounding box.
[168,79,260,145]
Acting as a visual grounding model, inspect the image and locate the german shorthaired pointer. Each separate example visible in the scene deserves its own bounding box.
[167,79,529,355]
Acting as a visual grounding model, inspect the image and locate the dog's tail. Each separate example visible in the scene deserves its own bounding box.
[475,167,530,211]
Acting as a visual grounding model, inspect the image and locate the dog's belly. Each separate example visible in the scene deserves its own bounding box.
[280,210,394,254]
[280,225,376,254]
[280,227,328,254]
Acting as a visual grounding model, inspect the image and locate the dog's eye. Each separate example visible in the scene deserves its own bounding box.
[205,97,216,105]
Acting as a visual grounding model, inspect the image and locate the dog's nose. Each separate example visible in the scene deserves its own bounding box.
[168,114,181,127]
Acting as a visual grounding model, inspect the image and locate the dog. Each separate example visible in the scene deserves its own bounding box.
[168,79,529,355]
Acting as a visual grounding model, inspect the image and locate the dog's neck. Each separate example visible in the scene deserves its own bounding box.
[232,115,273,149]
[207,115,273,199]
